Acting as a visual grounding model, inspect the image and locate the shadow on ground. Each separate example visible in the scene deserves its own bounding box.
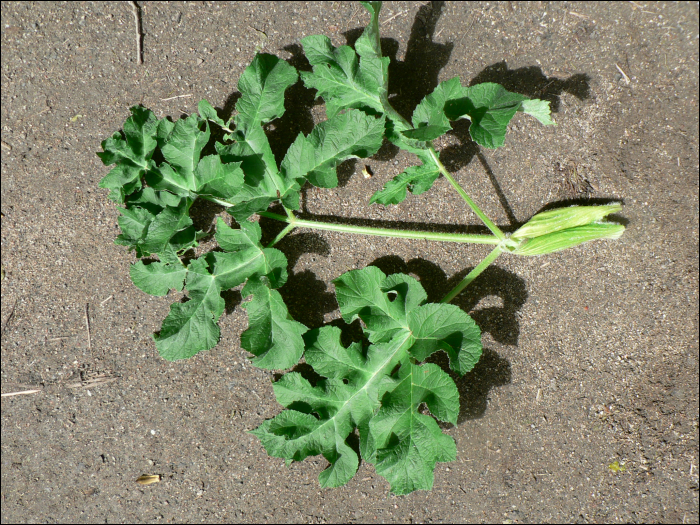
[152,1,592,418]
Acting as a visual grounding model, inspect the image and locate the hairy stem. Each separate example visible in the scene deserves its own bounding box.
[427,148,506,241]
[284,206,296,222]
[266,222,296,248]
[377,94,505,242]
[258,211,500,245]
[441,246,503,304]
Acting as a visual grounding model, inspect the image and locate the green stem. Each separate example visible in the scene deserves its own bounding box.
[427,148,506,242]
[266,222,296,248]
[441,245,503,304]
[258,211,500,245]
[375,93,505,242]
[284,206,296,222]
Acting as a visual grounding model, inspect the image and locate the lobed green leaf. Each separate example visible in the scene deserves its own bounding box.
[130,258,188,297]
[369,161,441,206]
[198,99,227,128]
[300,36,385,119]
[235,53,299,133]
[519,98,555,126]
[114,196,198,258]
[252,266,482,493]
[369,362,459,494]
[334,266,482,374]
[98,106,158,203]
[158,113,211,190]
[150,218,304,362]
[444,83,527,149]
[193,155,245,202]
[281,110,385,189]
[137,198,198,256]
[402,76,464,142]
[215,54,300,219]
[153,256,226,361]
[241,277,309,370]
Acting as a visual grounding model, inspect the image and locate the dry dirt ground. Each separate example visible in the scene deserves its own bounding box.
[1,1,698,523]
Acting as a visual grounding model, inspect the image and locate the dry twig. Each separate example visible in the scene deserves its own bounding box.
[1,299,17,335]
[346,5,361,32]
[568,11,589,20]
[130,1,144,64]
[46,334,76,342]
[628,1,656,14]
[66,376,118,389]
[381,10,406,26]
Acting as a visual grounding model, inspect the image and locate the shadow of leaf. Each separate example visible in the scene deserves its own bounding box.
[469,61,591,112]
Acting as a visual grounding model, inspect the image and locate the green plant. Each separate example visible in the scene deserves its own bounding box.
[97,1,624,494]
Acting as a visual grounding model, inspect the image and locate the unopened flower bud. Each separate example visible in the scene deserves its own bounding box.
[509,203,624,256]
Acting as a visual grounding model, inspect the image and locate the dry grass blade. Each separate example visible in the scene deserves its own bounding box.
[615,63,631,84]
[1,389,42,397]
[160,94,193,102]
[84,303,92,352]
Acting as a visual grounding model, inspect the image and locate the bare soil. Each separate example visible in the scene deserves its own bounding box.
[2,2,698,523]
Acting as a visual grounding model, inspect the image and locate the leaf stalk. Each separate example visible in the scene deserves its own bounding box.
[258,211,500,246]
[441,245,504,304]
[266,222,297,247]
[376,93,505,243]
[427,148,506,241]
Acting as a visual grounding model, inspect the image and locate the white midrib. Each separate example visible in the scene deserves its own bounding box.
[291,330,414,448]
